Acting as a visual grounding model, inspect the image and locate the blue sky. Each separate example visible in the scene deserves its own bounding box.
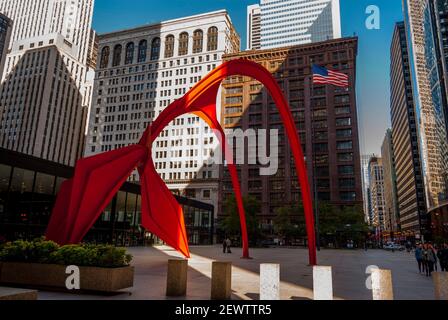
[93,0,405,155]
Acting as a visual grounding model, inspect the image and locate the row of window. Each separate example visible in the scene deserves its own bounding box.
[99,27,219,68]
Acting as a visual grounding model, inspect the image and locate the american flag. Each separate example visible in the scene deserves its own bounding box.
[312,64,349,87]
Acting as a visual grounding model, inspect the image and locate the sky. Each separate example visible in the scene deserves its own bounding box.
[92,0,405,156]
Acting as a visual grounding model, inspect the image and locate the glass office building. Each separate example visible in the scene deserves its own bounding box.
[403,0,448,214]
[259,0,341,49]
[0,148,214,246]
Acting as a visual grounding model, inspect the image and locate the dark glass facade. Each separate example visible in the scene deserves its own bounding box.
[390,22,428,237]
[220,37,362,226]
[0,148,214,246]
[0,13,11,77]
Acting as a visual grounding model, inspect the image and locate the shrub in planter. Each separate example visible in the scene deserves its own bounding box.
[49,244,132,268]
[0,239,134,292]
[0,238,132,268]
[0,238,59,263]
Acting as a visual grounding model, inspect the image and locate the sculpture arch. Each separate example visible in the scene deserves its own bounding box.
[45,59,317,265]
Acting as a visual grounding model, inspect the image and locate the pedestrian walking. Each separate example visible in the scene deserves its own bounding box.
[406,241,412,253]
[222,238,227,254]
[226,238,232,254]
[433,244,438,272]
[438,243,448,272]
[423,243,437,277]
[415,243,424,274]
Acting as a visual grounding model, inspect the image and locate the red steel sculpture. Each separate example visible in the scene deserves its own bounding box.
[45,59,317,265]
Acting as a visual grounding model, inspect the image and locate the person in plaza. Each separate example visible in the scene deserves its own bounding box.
[433,244,438,272]
[415,243,424,274]
[438,243,448,272]
[422,243,437,277]
[226,238,232,254]
[222,238,227,254]
[405,241,412,253]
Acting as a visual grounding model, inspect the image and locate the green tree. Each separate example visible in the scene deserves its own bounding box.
[221,195,261,244]
[318,203,368,246]
[271,203,369,247]
[273,205,306,242]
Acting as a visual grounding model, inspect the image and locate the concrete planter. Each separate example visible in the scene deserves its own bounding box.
[0,262,134,292]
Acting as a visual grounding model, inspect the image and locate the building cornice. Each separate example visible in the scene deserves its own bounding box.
[225,37,358,61]
[98,10,232,40]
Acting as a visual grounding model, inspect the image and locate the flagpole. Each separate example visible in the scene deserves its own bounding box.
[310,67,321,252]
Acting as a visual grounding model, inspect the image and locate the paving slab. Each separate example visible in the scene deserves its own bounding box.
[36,246,435,300]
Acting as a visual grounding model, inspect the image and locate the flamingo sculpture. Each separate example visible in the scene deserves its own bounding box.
[45,59,317,265]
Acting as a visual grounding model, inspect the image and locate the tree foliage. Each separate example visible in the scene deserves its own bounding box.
[273,203,368,245]
[220,195,261,242]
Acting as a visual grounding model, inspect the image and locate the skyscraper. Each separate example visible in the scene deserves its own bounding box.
[361,154,375,224]
[390,21,428,238]
[0,0,96,166]
[368,156,386,232]
[381,129,400,234]
[247,4,261,50]
[85,10,240,216]
[403,0,448,214]
[259,0,341,49]
[220,37,362,225]
[0,13,12,78]
[429,0,448,124]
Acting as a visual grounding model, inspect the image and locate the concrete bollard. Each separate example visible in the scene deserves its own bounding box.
[166,259,188,297]
[432,272,448,300]
[211,261,232,300]
[371,269,394,300]
[313,266,333,300]
[260,264,280,300]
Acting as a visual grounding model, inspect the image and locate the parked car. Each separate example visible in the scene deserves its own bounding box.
[383,243,405,251]
[260,239,276,248]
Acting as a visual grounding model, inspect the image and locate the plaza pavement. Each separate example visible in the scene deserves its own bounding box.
[38,245,435,300]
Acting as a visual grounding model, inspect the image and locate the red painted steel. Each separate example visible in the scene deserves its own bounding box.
[45,59,317,265]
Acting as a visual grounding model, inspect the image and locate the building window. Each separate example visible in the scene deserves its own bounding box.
[125,42,134,65]
[137,40,147,63]
[315,166,329,177]
[207,26,218,51]
[178,32,189,56]
[340,192,356,201]
[336,129,352,138]
[338,165,355,175]
[336,118,352,127]
[100,46,110,69]
[185,189,196,198]
[202,190,211,199]
[112,44,122,67]
[337,152,354,162]
[150,37,161,61]
[339,178,355,189]
[336,141,353,150]
[193,29,203,53]
[335,106,351,115]
[164,35,174,58]
[335,95,350,104]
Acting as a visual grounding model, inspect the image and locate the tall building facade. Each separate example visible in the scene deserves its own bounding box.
[0,0,96,166]
[247,4,261,50]
[0,12,12,77]
[368,156,386,232]
[220,37,362,226]
[429,0,448,125]
[361,154,375,224]
[403,0,448,216]
[381,129,400,233]
[85,10,240,216]
[259,0,341,49]
[390,21,428,238]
